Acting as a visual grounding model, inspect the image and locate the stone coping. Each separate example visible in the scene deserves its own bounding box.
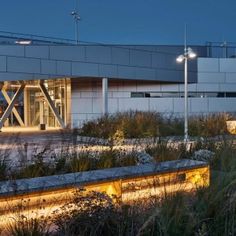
[77,135,235,146]
[0,159,208,197]
[77,136,159,145]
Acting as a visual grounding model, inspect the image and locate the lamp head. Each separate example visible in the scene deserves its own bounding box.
[188,47,197,58]
[176,54,185,63]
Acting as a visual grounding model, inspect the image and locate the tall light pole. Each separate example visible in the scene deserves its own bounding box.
[176,41,197,143]
[71,0,81,44]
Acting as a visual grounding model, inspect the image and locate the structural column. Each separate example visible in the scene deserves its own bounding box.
[39,81,66,129]
[1,87,25,127]
[0,83,25,129]
[23,88,29,126]
[102,77,108,115]
[39,101,44,125]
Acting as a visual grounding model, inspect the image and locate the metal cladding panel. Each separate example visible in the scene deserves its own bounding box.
[0,44,206,82]
[198,58,219,72]
[118,98,149,111]
[111,47,130,65]
[196,83,220,92]
[208,98,236,112]
[226,73,236,83]
[135,67,156,80]
[152,53,181,70]
[0,72,34,81]
[25,46,49,59]
[130,50,152,67]
[108,99,119,113]
[161,84,179,92]
[219,83,236,92]
[0,56,6,72]
[49,46,86,61]
[99,64,118,78]
[85,45,112,64]
[41,60,57,74]
[56,61,71,75]
[160,54,175,68]
[190,98,208,112]
[188,71,198,83]
[0,45,24,57]
[149,98,173,112]
[92,98,103,113]
[7,57,41,73]
[72,98,93,113]
[156,69,183,82]
[198,72,225,83]
[173,98,191,113]
[117,65,136,79]
[220,58,236,73]
[72,62,99,77]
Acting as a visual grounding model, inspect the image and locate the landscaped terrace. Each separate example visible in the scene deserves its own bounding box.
[0,111,235,235]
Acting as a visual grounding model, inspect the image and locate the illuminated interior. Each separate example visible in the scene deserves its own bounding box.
[0,78,71,128]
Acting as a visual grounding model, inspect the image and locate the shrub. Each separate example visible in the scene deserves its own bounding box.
[96,150,117,169]
[79,111,161,139]
[15,157,53,179]
[79,112,230,139]
[53,190,154,236]
[145,141,186,162]
[118,111,160,138]
[79,115,117,139]
[53,189,119,236]
[117,151,138,167]
[7,216,51,236]
[152,192,195,236]
[67,152,95,172]
[210,140,236,172]
[0,157,8,181]
[159,116,184,136]
[189,113,228,137]
[54,156,67,174]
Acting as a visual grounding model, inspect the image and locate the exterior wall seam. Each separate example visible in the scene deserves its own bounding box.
[23,46,26,58]
[55,60,58,76]
[6,56,8,72]
[207,97,209,112]
[128,49,131,66]
[39,58,42,75]
[218,58,220,72]
[48,46,50,60]
[85,46,87,61]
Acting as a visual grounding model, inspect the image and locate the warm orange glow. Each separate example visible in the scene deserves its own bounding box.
[121,166,210,201]
[226,121,236,134]
[0,165,209,230]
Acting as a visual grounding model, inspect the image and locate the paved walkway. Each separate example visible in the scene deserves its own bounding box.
[0,128,78,167]
[0,127,74,144]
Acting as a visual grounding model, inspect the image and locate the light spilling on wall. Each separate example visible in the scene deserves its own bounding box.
[0,163,209,230]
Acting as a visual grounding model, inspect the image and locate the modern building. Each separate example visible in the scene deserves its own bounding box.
[0,32,235,130]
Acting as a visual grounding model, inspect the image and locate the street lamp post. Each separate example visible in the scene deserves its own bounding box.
[176,47,197,143]
[71,0,81,44]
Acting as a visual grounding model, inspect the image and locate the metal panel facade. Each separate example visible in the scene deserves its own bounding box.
[0,44,205,82]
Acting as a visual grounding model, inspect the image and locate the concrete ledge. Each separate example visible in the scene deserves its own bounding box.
[0,159,209,228]
[0,159,208,197]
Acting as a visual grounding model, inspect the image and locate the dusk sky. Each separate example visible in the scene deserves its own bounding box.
[0,0,235,45]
